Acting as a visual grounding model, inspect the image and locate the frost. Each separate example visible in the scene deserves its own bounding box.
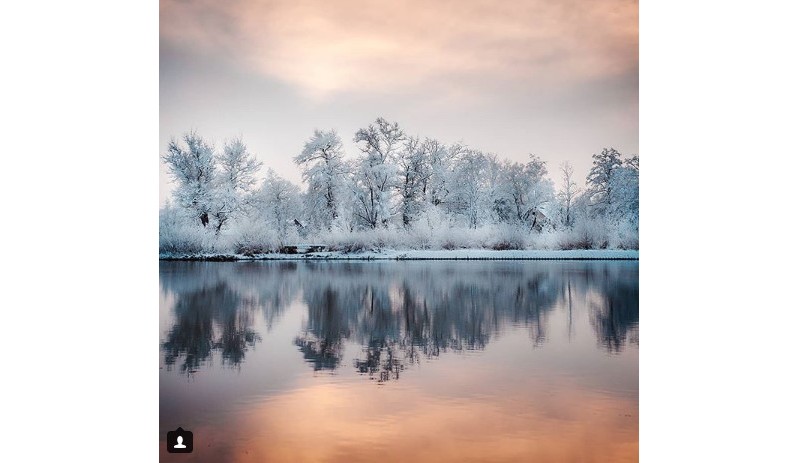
[161,123,638,255]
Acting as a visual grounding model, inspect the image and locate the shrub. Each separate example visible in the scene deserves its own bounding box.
[488,225,526,250]
[556,216,614,250]
[159,209,216,254]
[229,220,280,255]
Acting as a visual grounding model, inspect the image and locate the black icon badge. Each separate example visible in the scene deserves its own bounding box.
[167,427,193,453]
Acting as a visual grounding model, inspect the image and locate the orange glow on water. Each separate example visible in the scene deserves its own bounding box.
[166,381,636,462]
[159,261,639,462]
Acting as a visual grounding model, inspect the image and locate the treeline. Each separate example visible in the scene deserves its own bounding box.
[159,117,638,254]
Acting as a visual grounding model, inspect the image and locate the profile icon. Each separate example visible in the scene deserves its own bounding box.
[166,427,193,453]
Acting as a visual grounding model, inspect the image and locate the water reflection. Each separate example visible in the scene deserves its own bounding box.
[161,282,260,373]
[589,268,640,353]
[160,261,638,379]
[160,260,638,462]
[159,263,299,374]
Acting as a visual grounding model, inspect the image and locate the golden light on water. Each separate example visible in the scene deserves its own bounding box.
[174,380,637,462]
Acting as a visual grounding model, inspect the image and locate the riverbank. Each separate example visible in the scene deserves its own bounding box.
[159,249,639,261]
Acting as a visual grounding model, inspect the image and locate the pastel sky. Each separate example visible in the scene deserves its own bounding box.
[160,0,638,204]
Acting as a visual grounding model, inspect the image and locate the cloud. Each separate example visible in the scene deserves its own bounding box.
[160,0,638,99]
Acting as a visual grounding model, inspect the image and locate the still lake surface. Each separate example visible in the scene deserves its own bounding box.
[159,260,638,462]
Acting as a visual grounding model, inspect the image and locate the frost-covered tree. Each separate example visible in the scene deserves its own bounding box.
[557,161,580,227]
[162,132,262,234]
[609,155,639,225]
[159,124,638,253]
[482,155,517,226]
[419,141,463,223]
[352,117,405,228]
[521,156,554,231]
[493,155,552,230]
[162,131,216,227]
[210,137,262,233]
[586,147,623,213]
[625,155,639,172]
[525,176,555,231]
[159,200,213,254]
[422,138,452,207]
[491,161,516,224]
[217,137,262,195]
[294,129,348,232]
[396,136,432,226]
[450,149,490,229]
[257,170,302,242]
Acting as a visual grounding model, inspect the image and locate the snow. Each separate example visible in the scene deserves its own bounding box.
[160,249,639,261]
[161,123,638,256]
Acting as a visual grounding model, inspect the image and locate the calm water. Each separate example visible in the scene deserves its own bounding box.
[159,260,638,462]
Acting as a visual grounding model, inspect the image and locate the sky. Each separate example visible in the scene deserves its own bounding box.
[159,0,638,205]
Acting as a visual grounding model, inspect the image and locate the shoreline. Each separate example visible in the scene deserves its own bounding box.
[159,249,639,261]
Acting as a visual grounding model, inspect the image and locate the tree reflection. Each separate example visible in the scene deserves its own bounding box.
[290,263,580,382]
[160,260,639,379]
[161,281,262,374]
[161,284,217,374]
[160,262,296,375]
[294,286,350,370]
[589,269,639,353]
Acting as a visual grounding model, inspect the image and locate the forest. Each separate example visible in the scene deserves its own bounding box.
[159,117,638,254]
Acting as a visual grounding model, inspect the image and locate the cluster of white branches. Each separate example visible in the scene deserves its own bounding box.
[160,118,638,254]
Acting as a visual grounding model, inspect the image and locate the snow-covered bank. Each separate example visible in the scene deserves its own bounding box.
[160,249,638,261]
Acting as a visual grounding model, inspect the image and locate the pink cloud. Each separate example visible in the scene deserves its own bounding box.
[161,0,638,98]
